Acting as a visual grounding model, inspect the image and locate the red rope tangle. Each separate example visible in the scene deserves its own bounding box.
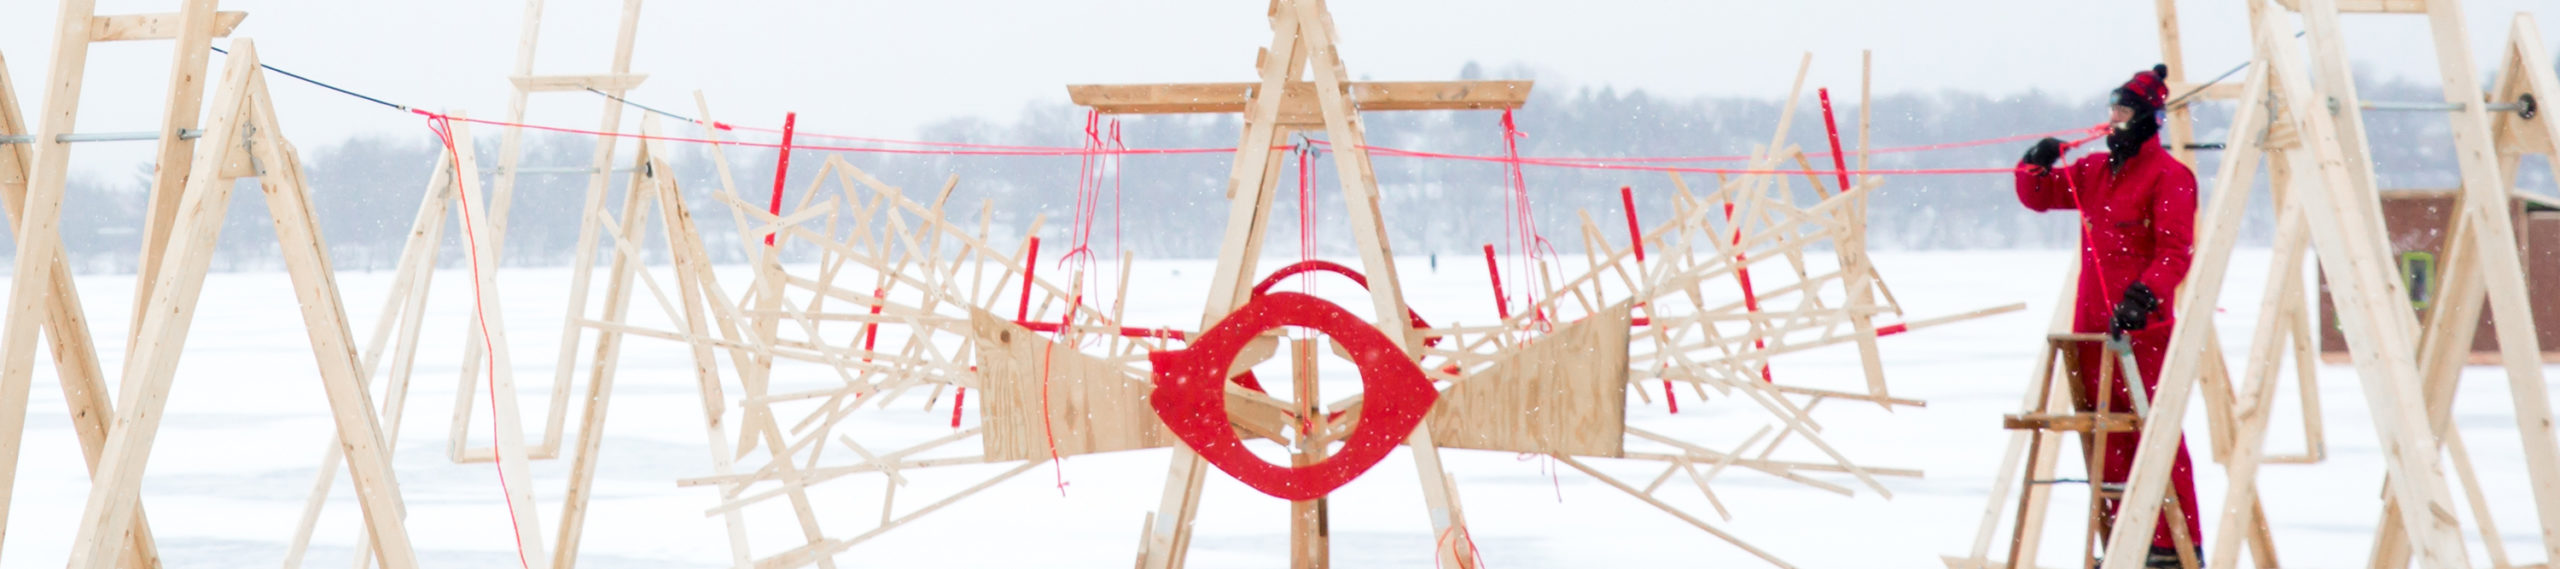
[1435,525,1487,569]
[1034,110,1130,495]
[420,111,534,569]
[1496,110,1554,330]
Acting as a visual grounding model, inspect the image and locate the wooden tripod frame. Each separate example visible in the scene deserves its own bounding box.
[1079,2,1517,567]
[0,7,421,566]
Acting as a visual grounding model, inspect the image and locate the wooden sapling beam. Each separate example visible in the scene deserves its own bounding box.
[283,145,456,569]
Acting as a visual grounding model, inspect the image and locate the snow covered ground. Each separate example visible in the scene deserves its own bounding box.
[1,248,2551,568]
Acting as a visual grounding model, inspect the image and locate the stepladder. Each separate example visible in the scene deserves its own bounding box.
[2001,333,2200,569]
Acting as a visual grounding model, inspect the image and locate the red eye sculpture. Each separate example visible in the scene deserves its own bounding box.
[1146,291,1438,501]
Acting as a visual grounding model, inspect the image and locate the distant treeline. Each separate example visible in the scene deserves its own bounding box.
[12,60,2551,274]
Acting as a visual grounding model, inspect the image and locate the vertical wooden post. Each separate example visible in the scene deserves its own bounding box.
[2152,0,2197,169]
[1143,4,1306,567]
[1289,338,1328,569]
[0,1,108,556]
[1287,3,1475,565]
[128,0,221,341]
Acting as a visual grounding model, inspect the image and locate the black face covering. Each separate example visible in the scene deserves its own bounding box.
[2106,88,2161,169]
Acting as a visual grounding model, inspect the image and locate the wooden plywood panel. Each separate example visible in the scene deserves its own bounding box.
[971,309,1171,461]
[1428,303,1631,457]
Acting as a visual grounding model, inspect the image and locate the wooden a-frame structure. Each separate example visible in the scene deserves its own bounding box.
[283,2,650,567]
[0,2,420,566]
[278,111,554,569]
[446,0,652,466]
[0,3,247,568]
[1966,1,2560,568]
[1069,2,1527,566]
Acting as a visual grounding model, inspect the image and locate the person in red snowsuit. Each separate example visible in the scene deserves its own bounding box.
[2014,65,2203,567]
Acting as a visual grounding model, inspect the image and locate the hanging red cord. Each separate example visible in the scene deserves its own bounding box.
[1037,292,1078,495]
[1299,144,1317,297]
[1434,525,1486,569]
[1048,110,1116,496]
[1064,111,1105,267]
[421,112,533,569]
[1495,110,1558,329]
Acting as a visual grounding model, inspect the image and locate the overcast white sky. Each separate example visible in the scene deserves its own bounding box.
[3,1,2554,177]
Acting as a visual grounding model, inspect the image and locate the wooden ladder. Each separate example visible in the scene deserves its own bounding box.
[2000,333,2199,569]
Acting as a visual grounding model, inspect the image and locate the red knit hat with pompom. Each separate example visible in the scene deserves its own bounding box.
[2115,64,2170,112]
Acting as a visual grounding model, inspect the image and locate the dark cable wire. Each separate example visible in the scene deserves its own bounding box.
[2163,30,2306,110]
[585,87,704,125]
[209,45,413,113]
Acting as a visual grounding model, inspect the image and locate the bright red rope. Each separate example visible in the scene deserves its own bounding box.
[1496,110,1554,329]
[424,113,2102,178]
[1298,145,1317,297]
[422,112,533,569]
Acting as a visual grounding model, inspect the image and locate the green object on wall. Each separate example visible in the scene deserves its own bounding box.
[2400,250,2435,311]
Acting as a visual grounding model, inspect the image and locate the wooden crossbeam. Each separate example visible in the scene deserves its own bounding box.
[1070,80,1530,123]
[58,37,420,569]
[2003,413,2142,433]
[2275,0,2425,13]
[87,10,245,42]
[509,73,649,93]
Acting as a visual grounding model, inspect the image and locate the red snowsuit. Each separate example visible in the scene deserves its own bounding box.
[2014,141,2203,549]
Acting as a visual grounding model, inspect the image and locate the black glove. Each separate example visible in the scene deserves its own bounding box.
[2021,137,2064,171]
[2111,282,2161,336]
